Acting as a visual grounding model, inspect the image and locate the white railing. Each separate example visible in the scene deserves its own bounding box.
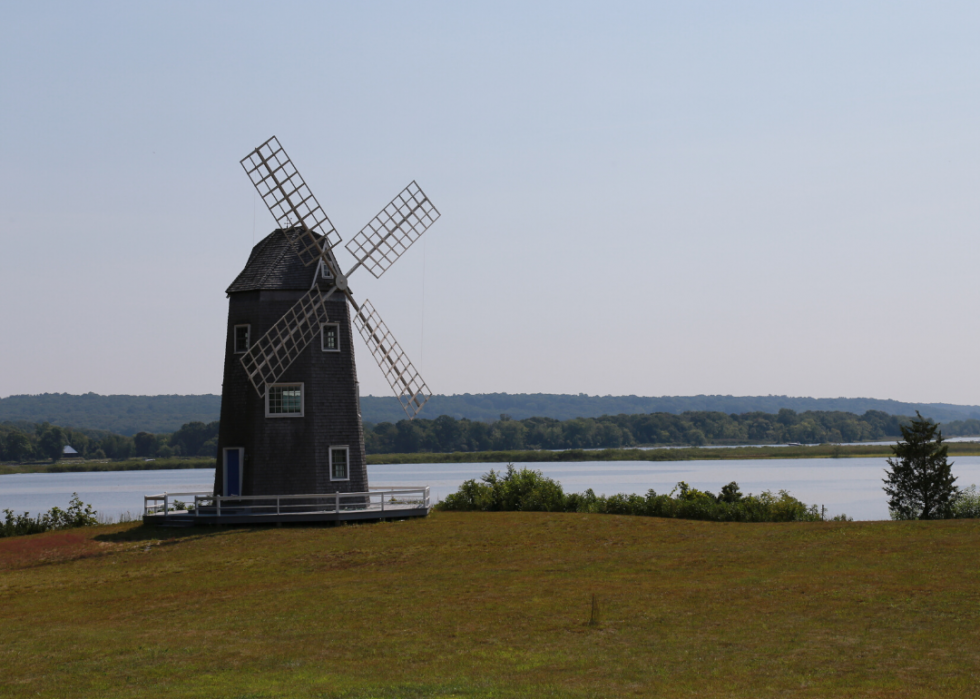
[143,491,211,516]
[144,487,430,519]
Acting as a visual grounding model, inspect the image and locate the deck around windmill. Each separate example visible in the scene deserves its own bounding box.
[143,487,431,526]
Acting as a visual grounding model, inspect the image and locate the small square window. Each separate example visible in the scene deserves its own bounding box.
[330,446,349,480]
[234,325,250,354]
[321,323,340,352]
[266,383,304,418]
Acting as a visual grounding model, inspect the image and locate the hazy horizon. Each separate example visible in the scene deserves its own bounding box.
[3,389,979,408]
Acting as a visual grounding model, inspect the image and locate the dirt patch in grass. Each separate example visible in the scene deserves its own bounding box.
[0,530,106,569]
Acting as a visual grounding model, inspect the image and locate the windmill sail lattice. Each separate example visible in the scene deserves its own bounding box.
[239,136,440,418]
[240,288,332,397]
[345,181,441,279]
[354,299,432,417]
[241,136,341,265]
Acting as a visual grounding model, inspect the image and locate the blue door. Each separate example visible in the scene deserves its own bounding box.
[224,448,242,496]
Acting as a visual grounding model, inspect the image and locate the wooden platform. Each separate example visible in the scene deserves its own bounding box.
[143,487,431,526]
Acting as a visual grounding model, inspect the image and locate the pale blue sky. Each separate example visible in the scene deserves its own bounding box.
[1,1,978,403]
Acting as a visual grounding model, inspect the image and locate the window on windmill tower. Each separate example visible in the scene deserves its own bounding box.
[266,383,304,418]
[321,323,340,352]
[320,261,333,279]
[330,446,349,480]
[234,324,251,354]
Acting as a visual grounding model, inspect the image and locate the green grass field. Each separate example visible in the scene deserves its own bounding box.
[2,513,979,697]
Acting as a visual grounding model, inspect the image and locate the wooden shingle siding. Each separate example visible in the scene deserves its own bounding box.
[213,229,369,497]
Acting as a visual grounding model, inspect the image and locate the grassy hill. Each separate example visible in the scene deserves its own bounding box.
[0,393,222,435]
[362,393,980,424]
[5,392,980,434]
[2,513,979,697]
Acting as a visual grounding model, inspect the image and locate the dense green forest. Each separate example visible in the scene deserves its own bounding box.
[363,409,980,453]
[5,409,980,463]
[4,393,980,434]
[0,421,219,462]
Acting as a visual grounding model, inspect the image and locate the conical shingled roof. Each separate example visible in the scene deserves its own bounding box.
[226,229,319,294]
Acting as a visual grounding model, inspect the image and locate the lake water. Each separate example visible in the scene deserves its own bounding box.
[4,457,980,521]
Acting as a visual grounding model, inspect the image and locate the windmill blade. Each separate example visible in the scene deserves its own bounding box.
[344,181,440,279]
[353,299,431,418]
[240,289,333,396]
[241,136,341,265]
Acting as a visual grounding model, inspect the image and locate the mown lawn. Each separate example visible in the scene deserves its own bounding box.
[1,512,979,697]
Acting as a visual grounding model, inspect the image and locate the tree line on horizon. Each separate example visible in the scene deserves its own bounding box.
[0,421,219,462]
[362,393,980,426]
[4,409,980,463]
[6,392,980,435]
[363,409,980,453]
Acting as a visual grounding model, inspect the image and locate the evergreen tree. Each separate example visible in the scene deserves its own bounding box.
[883,412,958,519]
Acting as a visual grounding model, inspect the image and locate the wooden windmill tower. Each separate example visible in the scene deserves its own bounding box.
[213,136,441,498]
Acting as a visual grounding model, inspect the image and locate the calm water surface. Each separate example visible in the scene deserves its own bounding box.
[4,457,980,521]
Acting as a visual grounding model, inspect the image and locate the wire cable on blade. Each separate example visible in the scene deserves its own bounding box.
[421,237,426,373]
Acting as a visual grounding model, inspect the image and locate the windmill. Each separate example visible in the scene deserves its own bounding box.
[212,136,441,498]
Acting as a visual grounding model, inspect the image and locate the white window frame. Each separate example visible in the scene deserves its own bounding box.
[321,322,341,352]
[265,383,305,418]
[319,259,333,280]
[329,445,350,481]
[233,324,251,354]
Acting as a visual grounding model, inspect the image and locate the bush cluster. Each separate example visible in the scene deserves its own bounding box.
[952,485,980,519]
[1,493,99,538]
[437,465,840,523]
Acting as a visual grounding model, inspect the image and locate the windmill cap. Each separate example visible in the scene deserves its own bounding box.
[226,228,324,294]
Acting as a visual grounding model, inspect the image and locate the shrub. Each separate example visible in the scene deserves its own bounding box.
[1,493,99,538]
[440,465,566,512]
[436,468,831,523]
[952,484,980,519]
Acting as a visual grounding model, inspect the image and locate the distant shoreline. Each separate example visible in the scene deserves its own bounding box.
[5,442,980,475]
